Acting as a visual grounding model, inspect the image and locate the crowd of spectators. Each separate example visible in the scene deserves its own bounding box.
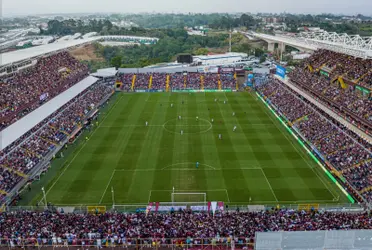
[304,49,372,88]
[289,67,371,125]
[170,73,185,89]
[203,73,219,89]
[0,52,89,131]
[117,73,236,90]
[257,78,371,202]
[135,73,151,90]
[151,73,167,89]
[0,83,113,199]
[0,209,371,246]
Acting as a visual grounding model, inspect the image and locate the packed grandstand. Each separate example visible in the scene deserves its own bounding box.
[0,37,371,249]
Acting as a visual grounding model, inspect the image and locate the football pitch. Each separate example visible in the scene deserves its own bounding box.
[30,92,349,206]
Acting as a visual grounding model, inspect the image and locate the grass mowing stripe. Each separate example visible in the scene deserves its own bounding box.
[201,93,228,201]
[24,92,349,206]
[110,94,158,203]
[252,91,342,202]
[151,94,177,202]
[206,93,251,203]
[42,94,124,204]
[187,93,208,196]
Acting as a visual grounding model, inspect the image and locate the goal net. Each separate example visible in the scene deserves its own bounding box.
[171,192,206,204]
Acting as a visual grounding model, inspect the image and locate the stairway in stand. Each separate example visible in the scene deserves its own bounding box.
[131,74,136,91]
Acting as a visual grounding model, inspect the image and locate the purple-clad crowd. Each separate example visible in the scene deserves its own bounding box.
[288,50,372,132]
[0,83,113,202]
[306,49,372,88]
[257,78,371,202]
[118,73,236,90]
[289,68,371,124]
[0,209,372,246]
[0,52,89,131]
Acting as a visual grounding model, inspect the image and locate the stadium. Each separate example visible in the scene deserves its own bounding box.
[0,25,371,249]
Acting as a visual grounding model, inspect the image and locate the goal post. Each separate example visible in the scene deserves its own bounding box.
[171,192,207,204]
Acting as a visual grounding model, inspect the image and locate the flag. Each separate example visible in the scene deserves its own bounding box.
[155,202,159,213]
[211,202,217,215]
[218,201,224,212]
[146,202,153,216]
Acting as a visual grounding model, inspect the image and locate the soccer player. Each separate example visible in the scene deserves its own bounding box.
[178,115,181,120]
[218,134,222,140]
[232,112,235,116]
[233,126,237,132]
[196,161,199,169]
[211,118,214,123]
[196,116,199,121]
[224,100,226,104]
[181,130,183,135]
[214,98,217,102]
[171,103,173,108]
[145,121,148,126]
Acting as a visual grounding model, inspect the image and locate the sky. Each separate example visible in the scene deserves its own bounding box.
[2,0,371,17]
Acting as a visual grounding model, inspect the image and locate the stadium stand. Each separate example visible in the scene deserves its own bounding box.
[288,49,372,132]
[0,81,113,204]
[0,51,89,131]
[257,77,371,203]
[0,209,371,246]
[117,72,236,91]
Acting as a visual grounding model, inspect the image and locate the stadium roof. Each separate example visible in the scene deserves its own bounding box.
[91,67,118,78]
[0,76,98,150]
[0,37,100,67]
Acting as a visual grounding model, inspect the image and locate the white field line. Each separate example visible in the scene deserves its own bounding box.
[252,92,338,200]
[99,170,116,204]
[148,190,152,203]
[50,198,338,206]
[260,168,279,202]
[225,189,231,203]
[41,95,123,203]
[99,123,275,128]
[114,167,262,171]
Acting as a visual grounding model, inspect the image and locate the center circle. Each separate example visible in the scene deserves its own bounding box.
[163,117,212,134]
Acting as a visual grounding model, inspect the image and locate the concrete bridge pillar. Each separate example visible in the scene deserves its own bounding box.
[267,42,275,52]
[279,42,286,53]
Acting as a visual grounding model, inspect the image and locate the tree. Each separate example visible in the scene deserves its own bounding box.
[110,56,122,69]
[259,55,266,63]
[193,48,209,55]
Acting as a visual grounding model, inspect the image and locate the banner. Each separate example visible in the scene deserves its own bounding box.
[319,70,329,78]
[39,93,49,101]
[275,65,286,78]
[219,67,235,74]
[146,202,153,216]
[356,85,370,95]
[172,89,232,93]
[157,205,186,211]
[246,73,254,86]
[211,201,217,214]
[217,201,224,212]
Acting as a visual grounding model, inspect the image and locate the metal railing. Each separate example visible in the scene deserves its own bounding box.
[3,202,364,214]
[0,238,254,250]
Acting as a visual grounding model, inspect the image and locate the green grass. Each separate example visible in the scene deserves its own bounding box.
[23,92,349,206]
